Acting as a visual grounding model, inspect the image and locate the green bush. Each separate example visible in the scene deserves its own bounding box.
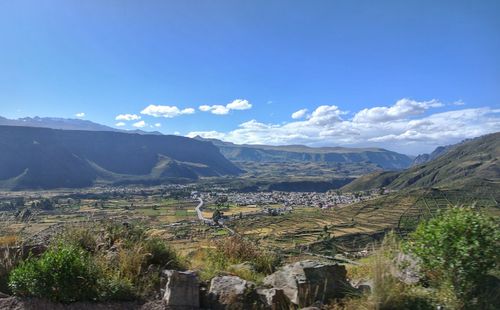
[144,237,184,270]
[97,275,134,301]
[405,207,500,306]
[8,244,99,303]
[7,222,186,302]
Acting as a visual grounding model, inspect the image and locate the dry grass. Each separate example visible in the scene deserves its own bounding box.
[0,235,18,247]
[334,232,434,310]
[195,235,280,282]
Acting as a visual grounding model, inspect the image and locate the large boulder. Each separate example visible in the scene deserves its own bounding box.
[208,275,266,309]
[256,288,294,310]
[263,260,353,307]
[162,270,200,308]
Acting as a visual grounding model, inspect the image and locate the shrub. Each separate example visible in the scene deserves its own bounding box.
[0,246,23,294]
[8,244,99,303]
[97,275,134,301]
[404,207,500,306]
[143,237,184,270]
[7,222,184,302]
[201,235,280,281]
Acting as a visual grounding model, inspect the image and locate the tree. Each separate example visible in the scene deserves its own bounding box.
[212,209,222,225]
[38,199,54,210]
[405,207,500,306]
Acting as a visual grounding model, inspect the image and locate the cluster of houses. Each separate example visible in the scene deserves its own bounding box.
[198,190,375,209]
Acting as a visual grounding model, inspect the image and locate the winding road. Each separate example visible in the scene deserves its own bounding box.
[194,197,235,234]
[195,197,213,224]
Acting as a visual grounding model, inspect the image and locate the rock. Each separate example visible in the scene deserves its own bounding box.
[357,284,372,295]
[392,252,421,284]
[256,288,294,310]
[208,275,265,309]
[263,260,354,307]
[350,279,373,295]
[0,292,9,298]
[162,270,199,308]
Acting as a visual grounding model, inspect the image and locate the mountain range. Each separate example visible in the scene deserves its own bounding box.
[194,136,413,170]
[0,116,414,171]
[0,126,241,190]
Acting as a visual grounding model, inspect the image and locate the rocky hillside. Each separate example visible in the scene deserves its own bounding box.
[195,137,413,170]
[0,126,242,190]
[342,132,500,193]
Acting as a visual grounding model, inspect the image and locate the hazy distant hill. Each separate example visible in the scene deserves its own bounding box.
[0,116,162,135]
[342,132,500,193]
[0,126,241,190]
[195,136,413,170]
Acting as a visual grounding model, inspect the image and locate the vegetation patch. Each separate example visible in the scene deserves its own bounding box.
[6,222,186,303]
[404,207,500,308]
[197,235,281,283]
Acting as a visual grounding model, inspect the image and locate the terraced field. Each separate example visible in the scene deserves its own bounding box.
[224,189,499,255]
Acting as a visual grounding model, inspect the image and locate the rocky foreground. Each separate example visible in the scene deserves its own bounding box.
[0,260,359,310]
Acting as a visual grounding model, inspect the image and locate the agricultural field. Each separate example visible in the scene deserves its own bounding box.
[0,188,199,247]
[221,188,500,257]
[1,186,498,262]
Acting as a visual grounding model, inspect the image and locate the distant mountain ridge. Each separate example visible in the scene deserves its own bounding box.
[342,132,500,194]
[411,140,470,166]
[0,116,162,135]
[0,116,413,171]
[194,136,413,170]
[0,126,241,190]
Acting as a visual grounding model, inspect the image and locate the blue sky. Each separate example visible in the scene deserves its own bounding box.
[0,0,499,154]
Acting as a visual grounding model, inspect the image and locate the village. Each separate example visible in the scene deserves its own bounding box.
[198,189,378,209]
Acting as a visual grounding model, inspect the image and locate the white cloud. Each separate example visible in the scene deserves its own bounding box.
[75,112,85,118]
[187,99,500,154]
[353,98,443,123]
[141,105,195,118]
[226,99,252,110]
[307,105,343,125]
[115,114,141,121]
[154,123,161,127]
[199,105,230,115]
[291,108,308,119]
[133,120,146,128]
[187,130,227,140]
[115,122,126,127]
[199,99,252,115]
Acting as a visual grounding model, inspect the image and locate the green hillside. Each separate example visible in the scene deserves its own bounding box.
[342,132,500,196]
